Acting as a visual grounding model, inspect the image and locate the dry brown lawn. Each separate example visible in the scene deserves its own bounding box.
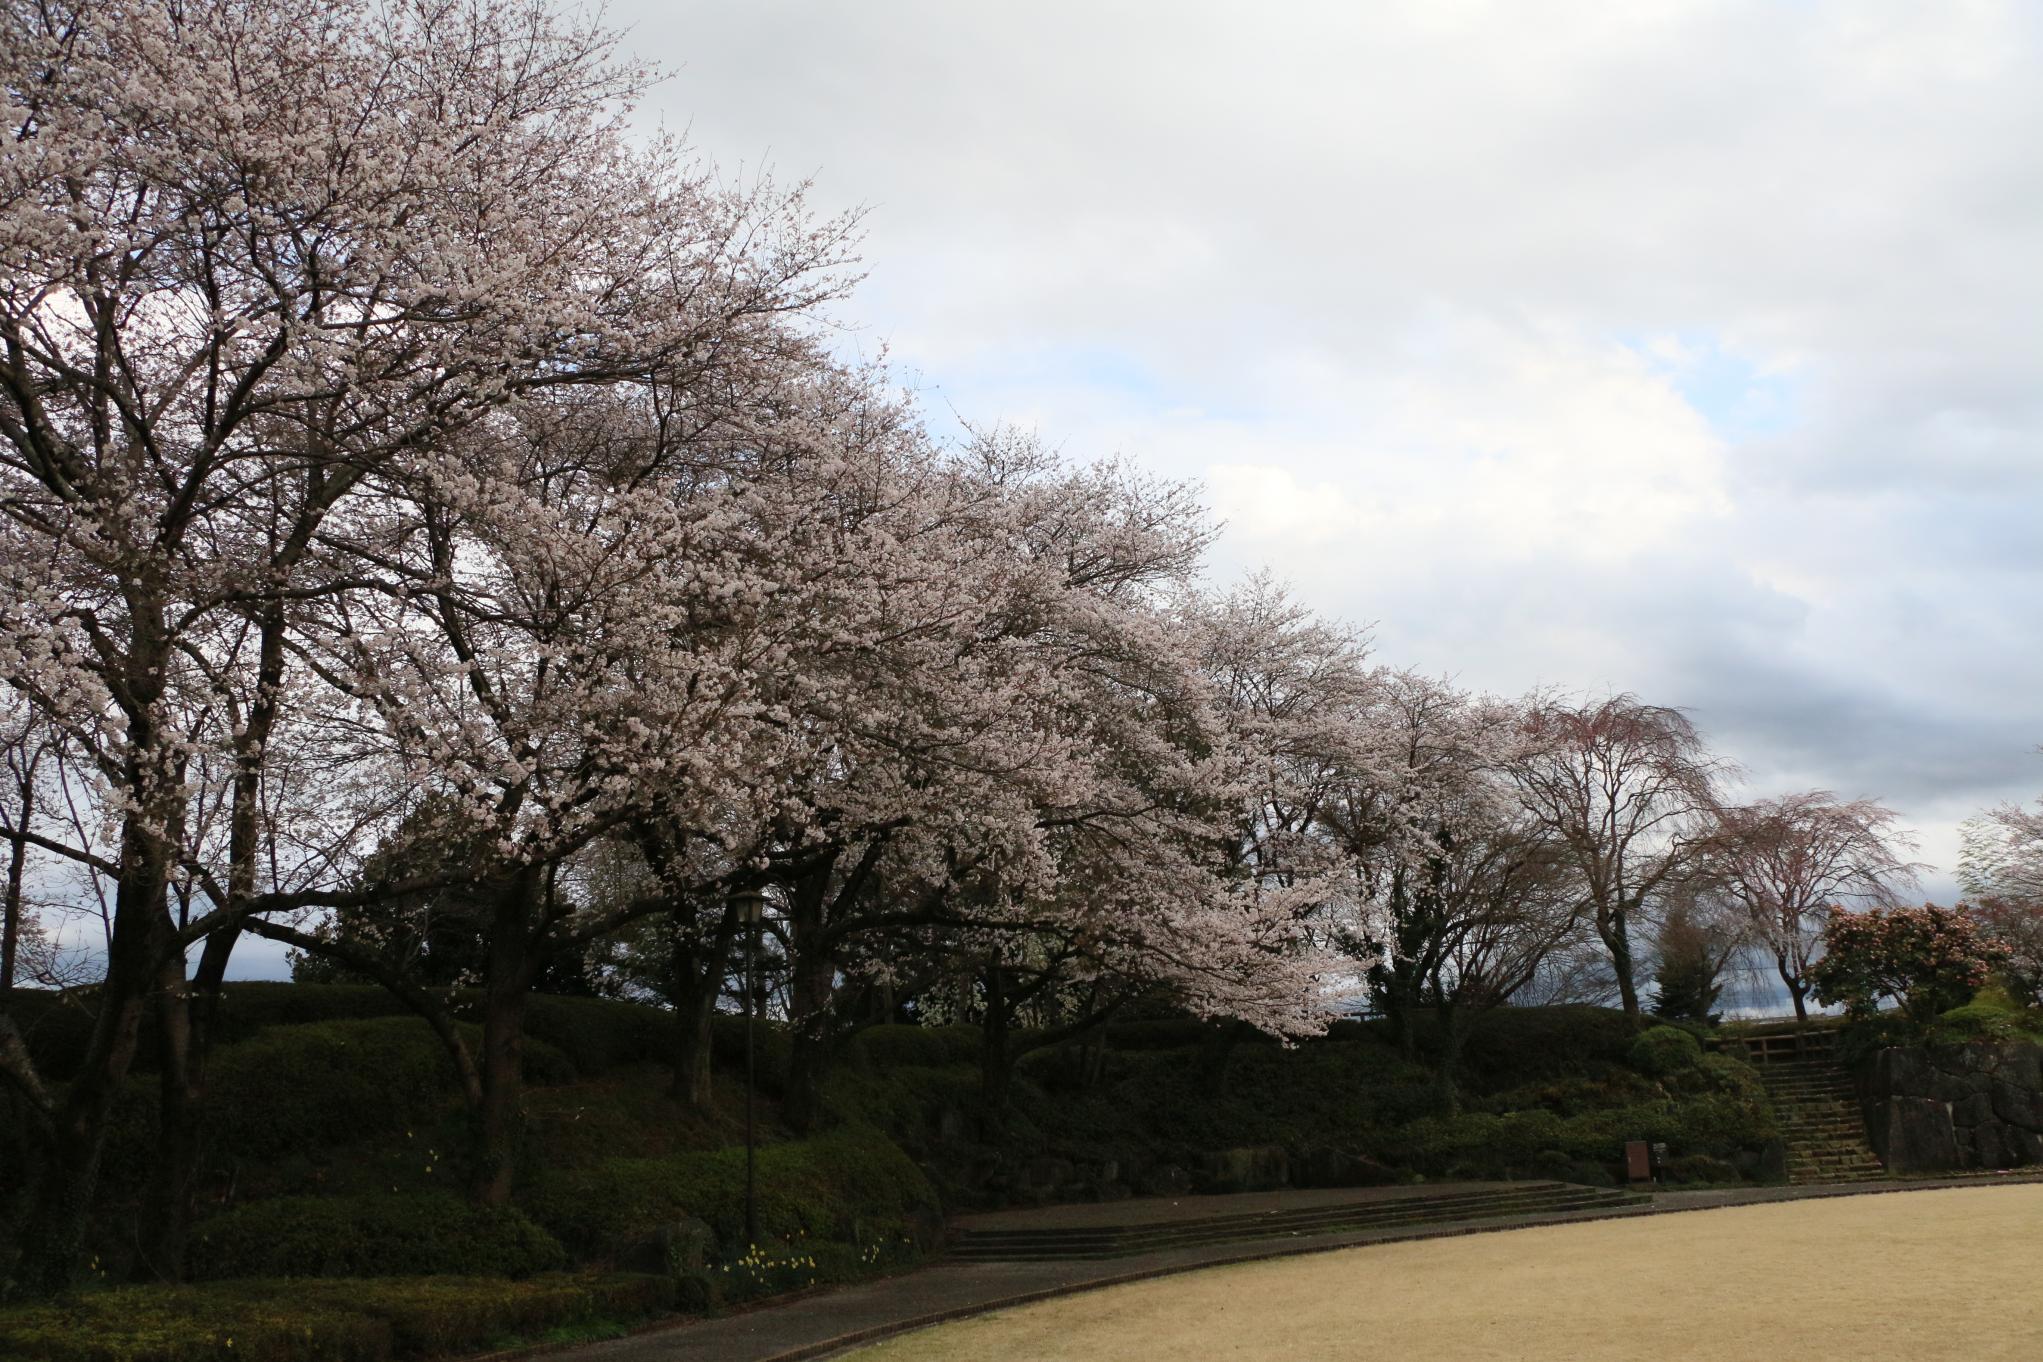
[849,1185,2043,1361]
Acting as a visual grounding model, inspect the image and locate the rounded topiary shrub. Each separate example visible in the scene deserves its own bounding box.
[189,1191,567,1280]
[1628,1024,1704,1078]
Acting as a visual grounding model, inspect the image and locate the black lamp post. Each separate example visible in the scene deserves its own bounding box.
[734,886,766,1250]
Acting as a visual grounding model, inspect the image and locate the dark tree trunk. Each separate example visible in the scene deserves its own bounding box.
[780,858,839,1136]
[18,819,172,1293]
[2,786,28,992]
[1196,1019,1257,1096]
[1434,1003,1469,1116]
[669,929,723,1113]
[667,897,740,1110]
[1602,908,1641,1019]
[137,605,284,1278]
[136,927,237,1281]
[1081,1007,1112,1089]
[471,871,538,1205]
[978,961,1014,1135]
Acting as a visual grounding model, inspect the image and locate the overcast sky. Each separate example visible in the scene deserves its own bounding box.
[588,0,2043,904]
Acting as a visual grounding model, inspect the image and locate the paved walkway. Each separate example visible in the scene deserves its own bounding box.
[542,1171,2043,1362]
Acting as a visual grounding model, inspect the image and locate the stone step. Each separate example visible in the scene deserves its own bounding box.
[949,1186,1645,1261]
[1751,1061,1887,1186]
[953,1183,1591,1245]
[951,1186,1623,1249]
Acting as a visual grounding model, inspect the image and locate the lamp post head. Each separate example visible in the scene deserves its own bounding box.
[733,886,767,926]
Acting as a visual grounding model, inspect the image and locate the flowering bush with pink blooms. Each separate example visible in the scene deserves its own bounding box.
[1807,903,2005,1027]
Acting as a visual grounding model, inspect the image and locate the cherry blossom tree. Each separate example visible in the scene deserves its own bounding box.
[1509,695,1726,1019]
[1191,574,1375,910]
[1328,671,1521,1053]
[0,0,854,1287]
[1707,792,1919,1022]
[746,448,1345,1131]
[1311,673,1576,1097]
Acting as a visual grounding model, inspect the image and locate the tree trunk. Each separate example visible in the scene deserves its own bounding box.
[471,871,538,1205]
[978,961,1013,1136]
[1775,952,1810,1024]
[670,954,721,1111]
[1602,907,1641,1019]
[1434,1005,1468,1116]
[17,821,172,1293]
[668,899,739,1110]
[1081,1018,1108,1088]
[136,600,283,1278]
[136,927,237,1281]
[781,988,833,1135]
[2,797,28,992]
[780,860,838,1136]
[1196,1019,1255,1097]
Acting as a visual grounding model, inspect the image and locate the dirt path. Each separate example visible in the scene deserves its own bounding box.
[845,1184,2043,1361]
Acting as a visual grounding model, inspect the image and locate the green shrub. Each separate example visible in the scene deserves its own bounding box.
[708,1014,792,1093]
[0,1273,670,1362]
[3,984,426,1085]
[1456,1007,1643,1085]
[209,983,417,1039]
[188,1192,566,1280]
[822,1061,985,1146]
[1094,1017,1232,1050]
[1629,1025,1704,1077]
[2,987,99,1082]
[271,1273,670,1354]
[849,1024,983,1069]
[203,1017,569,1161]
[520,1126,938,1259]
[518,995,672,1077]
[1932,986,2043,1046]
[1663,1153,1741,1185]
[1382,1083,1774,1181]
[0,1286,389,1362]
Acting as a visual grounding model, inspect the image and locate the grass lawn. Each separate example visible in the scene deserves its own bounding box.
[850,1185,2043,1362]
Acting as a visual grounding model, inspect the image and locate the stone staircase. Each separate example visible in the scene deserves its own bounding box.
[1759,1059,1887,1185]
[947,1182,1647,1262]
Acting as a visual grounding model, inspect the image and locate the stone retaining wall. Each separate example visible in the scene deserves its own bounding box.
[1859,1042,2043,1173]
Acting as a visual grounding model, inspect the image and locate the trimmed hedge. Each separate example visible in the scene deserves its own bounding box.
[1629,1024,1704,1077]
[0,984,419,1083]
[274,1273,669,1355]
[0,1273,669,1362]
[848,1024,982,1069]
[518,995,672,1077]
[201,1019,468,1161]
[201,1016,572,1161]
[1456,1006,1644,1082]
[0,1287,389,1362]
[188,1192,567,1281]
[520,1125,938,1260]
